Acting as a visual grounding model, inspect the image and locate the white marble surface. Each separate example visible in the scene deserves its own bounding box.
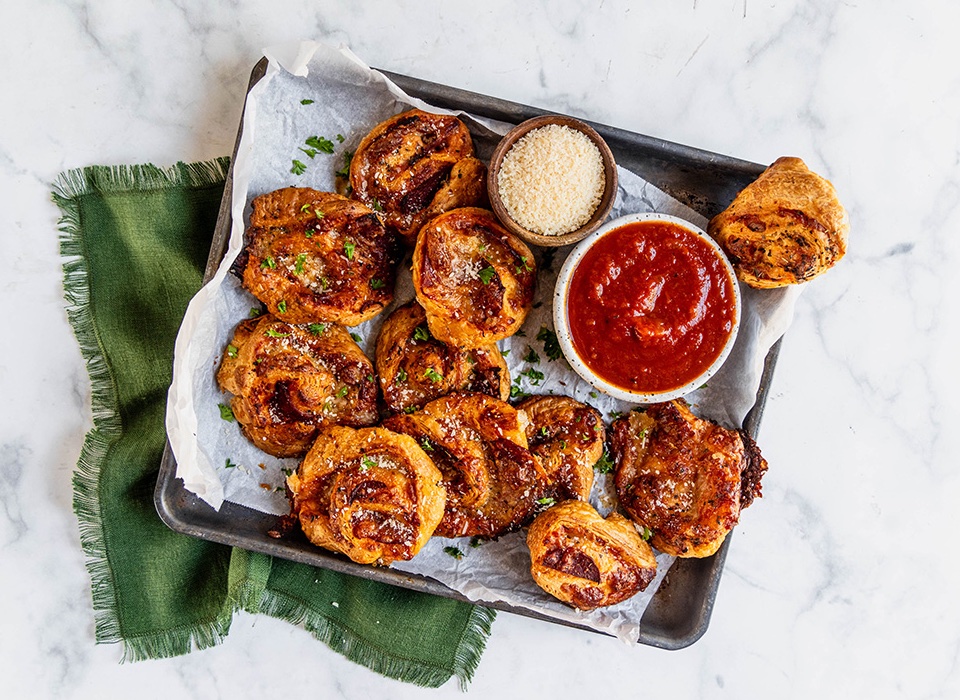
[2,1,957,697]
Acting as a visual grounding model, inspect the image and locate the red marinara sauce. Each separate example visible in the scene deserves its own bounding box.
[567,220,737,394]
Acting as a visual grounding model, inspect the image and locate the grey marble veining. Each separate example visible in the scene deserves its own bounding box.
[2,0,959,697]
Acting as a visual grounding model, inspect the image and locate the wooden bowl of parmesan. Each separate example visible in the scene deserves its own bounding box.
[487,115,617,247]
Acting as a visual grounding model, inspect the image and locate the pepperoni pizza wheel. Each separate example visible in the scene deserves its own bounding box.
[517,395,604,502]
[382,392,548,538]
[375,300,510,414]
[349,109,487,246]
[412,207,536,348]
[241,188,398,326]
[612,400,768,558]
[287,426,446,565]
[527,500,657,610]
[216,315,378,457]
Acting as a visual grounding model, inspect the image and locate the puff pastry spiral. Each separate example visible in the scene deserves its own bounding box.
[216,315,377,457]
[527,500,657,610]
[287,426,446,565]
[413,207,536,348]
[612,401,767,558]
[382,392,547,538]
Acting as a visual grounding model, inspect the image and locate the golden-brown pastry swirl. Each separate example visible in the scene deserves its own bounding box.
[708,156,849,288]
[612,401,768,558]
[527,500,657,610]
[517,395,604,501]
[413,207,536,348]
[375,300,510,414]
[382,392,547,538]
[241,187,398,326]
[287,425,446,565]
[216,315,378,457]
[349,109,487,246]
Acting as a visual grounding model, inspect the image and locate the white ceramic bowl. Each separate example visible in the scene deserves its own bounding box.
[553,212,741,404]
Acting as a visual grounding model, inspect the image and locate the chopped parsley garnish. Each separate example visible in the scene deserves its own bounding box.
[609,410,623,419]
[469,537,484,548]
[344,239,355,260]
[300,203,313,213]
[335,386,349,399]
[308,323,326,336]
[397,367,408,382]
[509,384,529,400]
[370,277,385,289]
[300,98,314,105]
[299,146,318,159]
[361,456,376,470]
[520,367,545,386]
[336,150,353,178]
[224,458,238,469]
[558,439,567,450]
[522,346,540,364]
[500,349,510,357]
[477,265,496,285]
[370,197,383,212]
[537,497,556,507]
[536,326,563,361]
[538,426,549,437]
[443,546,464,560]
[264,328,290,338]
[218,403,235,422]
[249,307,262,317]
[305,135,336,154]
[226,344,238,358]
[412,325,430,341]
[515,256,533,275]
[291,159,307,175]
[421,438,434,452]
[403,405,419,414]
[350,332,363,343]
[423,367,443,384]
[593,450,615,474]
[589,391,598,399]
[260,256,276,270]
[277,300,287,314]
[336,133,345,143]
[295,253,307,275]
[466,355,476,365]
[639,525,653,541]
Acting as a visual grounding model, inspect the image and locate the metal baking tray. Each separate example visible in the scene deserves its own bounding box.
[155,58,780,650]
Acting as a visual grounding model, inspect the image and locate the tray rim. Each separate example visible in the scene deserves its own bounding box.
[154,56,781,650]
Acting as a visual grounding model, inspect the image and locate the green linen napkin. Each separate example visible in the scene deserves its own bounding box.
[53,159,495,688]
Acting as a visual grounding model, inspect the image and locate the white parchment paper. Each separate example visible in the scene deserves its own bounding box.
[165,41,799,643]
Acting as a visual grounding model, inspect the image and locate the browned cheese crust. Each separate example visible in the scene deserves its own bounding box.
[707,156,849,288]
[241,188,398,326]
[216,315,378,457]
[413,207,536,348]
[517,395,604,501]
[375,300,510,415]
[287,425,446,565]
[349,109,487,246]
[527,500,657,610]
[382,392,548,538]
[612,401,768,558]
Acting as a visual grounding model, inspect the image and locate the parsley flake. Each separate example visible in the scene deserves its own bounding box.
[291,159,307,175]
[308,323,326,336]
[639,525,653,541]
[421,438,434,452]
[443,546,464,560]
[593,450,614,474]
[224,458,238,469]
[300,98,314,105]
[249,307,262,317]
[370,277,385,289]
[412,326,430,341]
[522,346,540,364]
[350,332,363,344]
[423,367,443,384]
[295,253,307,275]
[397,367,408,382]
[226,344,239,359]
[520,367,545,386]
[218,403,235,422]
[277,300,287,314]
[536,326,563,361]
[361,456,376,470]
[305,135,335,153]
[336,386,349,399]
[344,239,355,260]
[537,497,556,507]
[477,266,496,285]
[264,328,290,338]
[260,256,276,270]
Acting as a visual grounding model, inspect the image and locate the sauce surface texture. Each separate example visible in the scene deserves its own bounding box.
[567,220,737,393]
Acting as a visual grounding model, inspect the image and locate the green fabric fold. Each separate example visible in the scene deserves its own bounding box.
[54,159,494,688]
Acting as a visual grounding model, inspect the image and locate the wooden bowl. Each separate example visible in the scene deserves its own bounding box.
[487,115,618,248]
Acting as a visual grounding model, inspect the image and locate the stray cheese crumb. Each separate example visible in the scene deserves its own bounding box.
[498,124,605,236]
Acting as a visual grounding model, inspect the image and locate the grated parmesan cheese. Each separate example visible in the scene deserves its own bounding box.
[497,124,605,236]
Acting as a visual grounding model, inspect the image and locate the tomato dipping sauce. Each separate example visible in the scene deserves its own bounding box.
[566,219,738,394]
